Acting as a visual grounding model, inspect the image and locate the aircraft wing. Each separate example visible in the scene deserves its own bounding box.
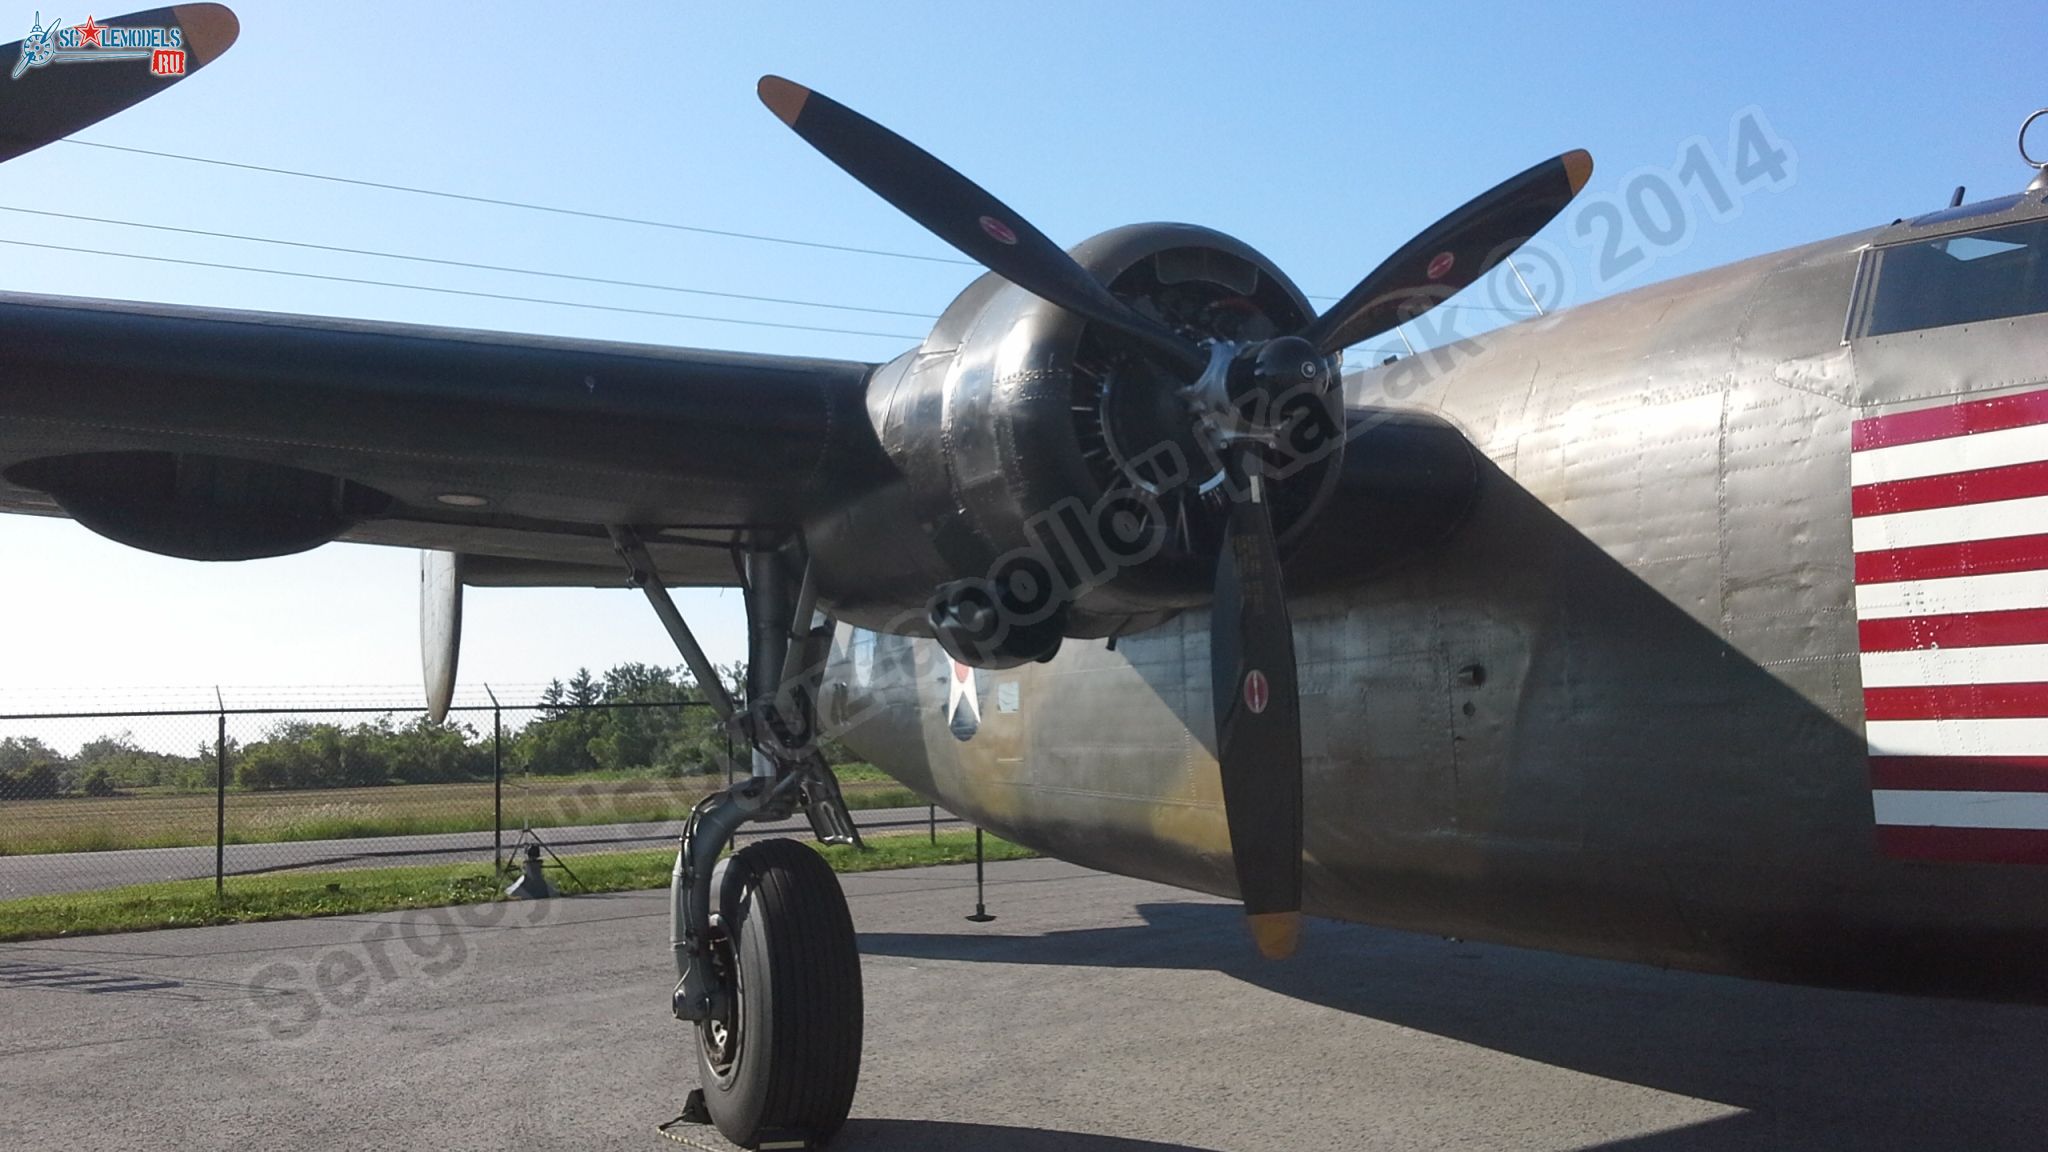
[0,290,893,586]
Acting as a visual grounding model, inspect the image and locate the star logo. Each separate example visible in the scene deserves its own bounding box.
[14,10,181,77]
[946,658,981,742]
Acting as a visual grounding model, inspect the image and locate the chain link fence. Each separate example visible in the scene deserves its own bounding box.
[0,688,932,902]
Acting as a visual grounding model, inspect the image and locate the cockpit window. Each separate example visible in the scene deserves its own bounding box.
[1851,216,2048,338]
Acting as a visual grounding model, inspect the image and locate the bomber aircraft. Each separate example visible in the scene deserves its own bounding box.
[10,8,2048,1149]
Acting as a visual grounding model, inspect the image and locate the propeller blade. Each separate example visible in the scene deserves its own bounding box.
[1300,150,1593,356]
[1,5,239,165]
[1210,447,1304,959]
[758,75,1206,377]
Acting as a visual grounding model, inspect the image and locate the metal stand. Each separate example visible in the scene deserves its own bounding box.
[507,824,582,889]
[966,827,995,922]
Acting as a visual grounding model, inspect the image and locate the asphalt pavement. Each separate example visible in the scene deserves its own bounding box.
[0,805,960,898]
[3,857,2047,1150]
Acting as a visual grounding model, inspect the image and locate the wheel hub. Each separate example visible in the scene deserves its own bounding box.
[697,930,744,1081]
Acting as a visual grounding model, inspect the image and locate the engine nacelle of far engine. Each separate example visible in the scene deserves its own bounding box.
[5,451,393,561]
[805,222,1345,668]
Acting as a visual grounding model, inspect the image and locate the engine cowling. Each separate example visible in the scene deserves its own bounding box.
[807,222,1348,666]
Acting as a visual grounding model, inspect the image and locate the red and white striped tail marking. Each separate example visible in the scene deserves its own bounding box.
[1854,388,2048,863]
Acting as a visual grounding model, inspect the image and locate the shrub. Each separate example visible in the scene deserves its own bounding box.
[0,760,62,800]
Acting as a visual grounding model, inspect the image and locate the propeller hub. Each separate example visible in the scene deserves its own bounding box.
[1237,336,1332,410]
[1185,336,1336,456]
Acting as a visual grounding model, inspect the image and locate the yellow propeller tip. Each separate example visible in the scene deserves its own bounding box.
[172,3,239,67]
[1563,149,1594,195]
[757,75,810,126]
[1247,911,1301,960]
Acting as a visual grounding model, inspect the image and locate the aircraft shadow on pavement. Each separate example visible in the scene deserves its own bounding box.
[830,1118,1217,1152]
[861,903,2048,1150]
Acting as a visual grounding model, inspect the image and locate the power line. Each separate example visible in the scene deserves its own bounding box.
[0,204,942,320]
[1307,289,1529,316]
[3,197,1531,338]
[57,138,982,269]
[0,223,1519,350]
[53,138,1540,317]
[0,238,926,342]
[3,232,1513,357]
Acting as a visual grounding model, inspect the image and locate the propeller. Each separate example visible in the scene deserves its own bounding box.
[2,5,238,165]
[1300,150,1593,355]
[1210,432,1305,958]
[759,76,1590,957]
[756,77,1204,378]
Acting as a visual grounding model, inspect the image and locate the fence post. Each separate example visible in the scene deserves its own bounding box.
[214,693,226,899]
[487,685,502,874]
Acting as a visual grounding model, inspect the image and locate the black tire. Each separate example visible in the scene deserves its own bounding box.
[696,838,863,1149]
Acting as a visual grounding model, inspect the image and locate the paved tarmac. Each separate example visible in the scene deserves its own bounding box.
[0,805,959,898]
[3,857,2046,1151]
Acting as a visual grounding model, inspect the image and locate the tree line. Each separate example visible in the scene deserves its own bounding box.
[0,662,799,801]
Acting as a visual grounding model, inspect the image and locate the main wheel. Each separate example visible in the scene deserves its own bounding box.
[696,838,863,1149]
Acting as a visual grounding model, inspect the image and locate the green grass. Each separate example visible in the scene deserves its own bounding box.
[0,773,929,856]
[0,829,1036,943]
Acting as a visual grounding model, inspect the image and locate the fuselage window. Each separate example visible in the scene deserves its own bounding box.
[849,628,877,687]
[1854,216,2048,338]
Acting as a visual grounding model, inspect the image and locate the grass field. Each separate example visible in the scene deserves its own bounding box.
[0,769,927,856]
[0,829,1035,942]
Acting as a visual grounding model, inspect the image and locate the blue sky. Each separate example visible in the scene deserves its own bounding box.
[2,1,2043,704]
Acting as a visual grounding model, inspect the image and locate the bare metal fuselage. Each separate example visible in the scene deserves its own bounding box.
[834,211,2048,1000]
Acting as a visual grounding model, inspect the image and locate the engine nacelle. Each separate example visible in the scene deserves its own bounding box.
[807,223,1347,666]
[5,451,392,561]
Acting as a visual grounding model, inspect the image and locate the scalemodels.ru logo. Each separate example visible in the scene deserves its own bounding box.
[12,12,187,80]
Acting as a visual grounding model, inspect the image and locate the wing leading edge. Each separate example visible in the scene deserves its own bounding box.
[0,291,896,585]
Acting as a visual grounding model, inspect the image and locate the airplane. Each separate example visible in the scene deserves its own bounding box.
[10,6,2048,1149]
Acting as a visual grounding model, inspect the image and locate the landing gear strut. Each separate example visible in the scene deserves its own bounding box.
[610,526,863,1149]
